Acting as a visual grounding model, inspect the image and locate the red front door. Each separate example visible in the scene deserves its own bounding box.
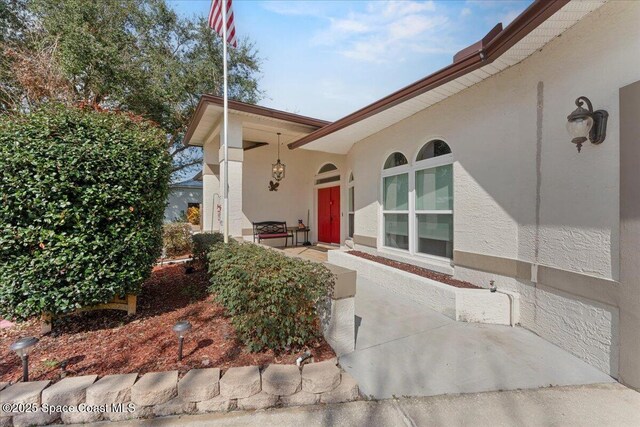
[318,186,340,244]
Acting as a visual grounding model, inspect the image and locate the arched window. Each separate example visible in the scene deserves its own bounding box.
[315,163,339,185]
[416,139,451,162]
[381,142,454,259]
[383,152,408,169]
[318,163,338,174]
[415,140,453,258]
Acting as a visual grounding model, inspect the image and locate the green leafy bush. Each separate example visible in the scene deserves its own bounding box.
[163,222,193,258]
[0,105,171,319]
[208,242,334,351]
[192,232,224,263]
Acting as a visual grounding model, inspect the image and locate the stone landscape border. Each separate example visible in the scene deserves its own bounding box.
[0,359,359,427]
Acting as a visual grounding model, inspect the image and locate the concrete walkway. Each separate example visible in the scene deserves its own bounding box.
[340,277,613,399]
[279,244,331,262]
[103,383,640,427]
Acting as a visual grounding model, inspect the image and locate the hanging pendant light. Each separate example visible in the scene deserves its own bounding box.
[272,132,286,182]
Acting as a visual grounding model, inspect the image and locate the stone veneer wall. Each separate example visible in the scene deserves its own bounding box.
[0,359,359,427]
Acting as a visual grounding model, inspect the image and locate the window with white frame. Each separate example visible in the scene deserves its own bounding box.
[315,163,340,185]
[348,173,355,238]
[381,141,454,258]
[415,140,453,258]
[382,152,409,250]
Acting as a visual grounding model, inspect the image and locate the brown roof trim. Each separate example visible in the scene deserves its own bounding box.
[453,23,503,64]
[184,94,330,146]
[288,0,569,150]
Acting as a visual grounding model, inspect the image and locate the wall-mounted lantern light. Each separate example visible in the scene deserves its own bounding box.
[10,336,39,382]
[566,96,608,152]
[172,320,192,362]
[271,133,286,182]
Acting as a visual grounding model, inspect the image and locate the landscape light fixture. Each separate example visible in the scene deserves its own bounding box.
[271,132,286,182]
[566,96,608,152]
[10,336,39,382]
[172,320,192,361]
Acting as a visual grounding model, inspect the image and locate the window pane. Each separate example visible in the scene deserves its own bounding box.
[384,213,409,250]
[416,164,452,211]
[383,152,408,169]
[417,214,453,258]
[315,175,340,185]
[348,213,354,238]
[318,163,338,174]
[383,174,408,210]
[348,187,354,212]
[416,140,451,161]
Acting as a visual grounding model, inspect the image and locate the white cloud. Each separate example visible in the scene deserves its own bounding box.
[340,40,389,63]
[261,1,327,17]
[375,0,436,17]
[461,7,472,17]
[388,15,448,40]
[311,1,457,63]
[332,18,370,34]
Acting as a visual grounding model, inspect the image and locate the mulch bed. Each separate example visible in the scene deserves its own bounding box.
[0,264,334,383]
[347,250,480,289]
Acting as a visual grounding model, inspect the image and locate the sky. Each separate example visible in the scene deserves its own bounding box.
[169,0,532,121]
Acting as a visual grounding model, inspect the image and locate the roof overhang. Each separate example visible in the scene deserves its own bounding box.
[184,94,329,147]
[288,0,607,154]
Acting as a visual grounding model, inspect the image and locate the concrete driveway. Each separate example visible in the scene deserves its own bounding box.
[339,277,614,399]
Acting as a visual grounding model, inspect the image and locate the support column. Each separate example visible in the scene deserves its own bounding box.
[619,80,640,389]
[202,135,220,232]
[220,114,244,238]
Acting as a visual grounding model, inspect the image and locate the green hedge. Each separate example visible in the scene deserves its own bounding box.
[208,242,334,351]
[0,105,171,319]
[192,232,224,263]
[163,222,193,258]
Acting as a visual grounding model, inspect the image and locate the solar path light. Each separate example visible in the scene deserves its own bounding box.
[172,320,192,361]
[10,336,39,382]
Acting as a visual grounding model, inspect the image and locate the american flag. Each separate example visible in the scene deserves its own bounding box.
[208,0,237,48]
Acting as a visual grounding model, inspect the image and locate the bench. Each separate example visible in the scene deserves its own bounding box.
[253,221,294,247]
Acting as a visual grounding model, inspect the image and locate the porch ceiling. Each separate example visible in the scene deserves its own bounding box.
[290,0,607,154]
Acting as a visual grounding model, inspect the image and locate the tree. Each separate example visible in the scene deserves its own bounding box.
[0,0,263,179]
[0,0,31,110]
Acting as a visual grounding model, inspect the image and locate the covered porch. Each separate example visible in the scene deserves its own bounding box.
[184,95,348,246]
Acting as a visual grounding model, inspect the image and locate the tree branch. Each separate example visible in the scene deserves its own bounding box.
[171,158,202,173]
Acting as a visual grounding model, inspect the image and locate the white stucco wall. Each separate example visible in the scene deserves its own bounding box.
[242,146,345,243]
[338,1,638,377]
[454,265,619,376]
[349,0,637,277]
[164,187,202,223]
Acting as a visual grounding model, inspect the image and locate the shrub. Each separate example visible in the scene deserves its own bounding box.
[163,222,193,257]
[208,242,334,352]
[0,105,171,319]
[192,232,224,263]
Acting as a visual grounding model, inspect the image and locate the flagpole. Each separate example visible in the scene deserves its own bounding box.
[222,0,229,244]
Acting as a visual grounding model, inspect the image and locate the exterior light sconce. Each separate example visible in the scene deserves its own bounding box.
[271,132,286,182]
[10,336,39,382]
[172,320,192,361]
[566,96,608,152]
